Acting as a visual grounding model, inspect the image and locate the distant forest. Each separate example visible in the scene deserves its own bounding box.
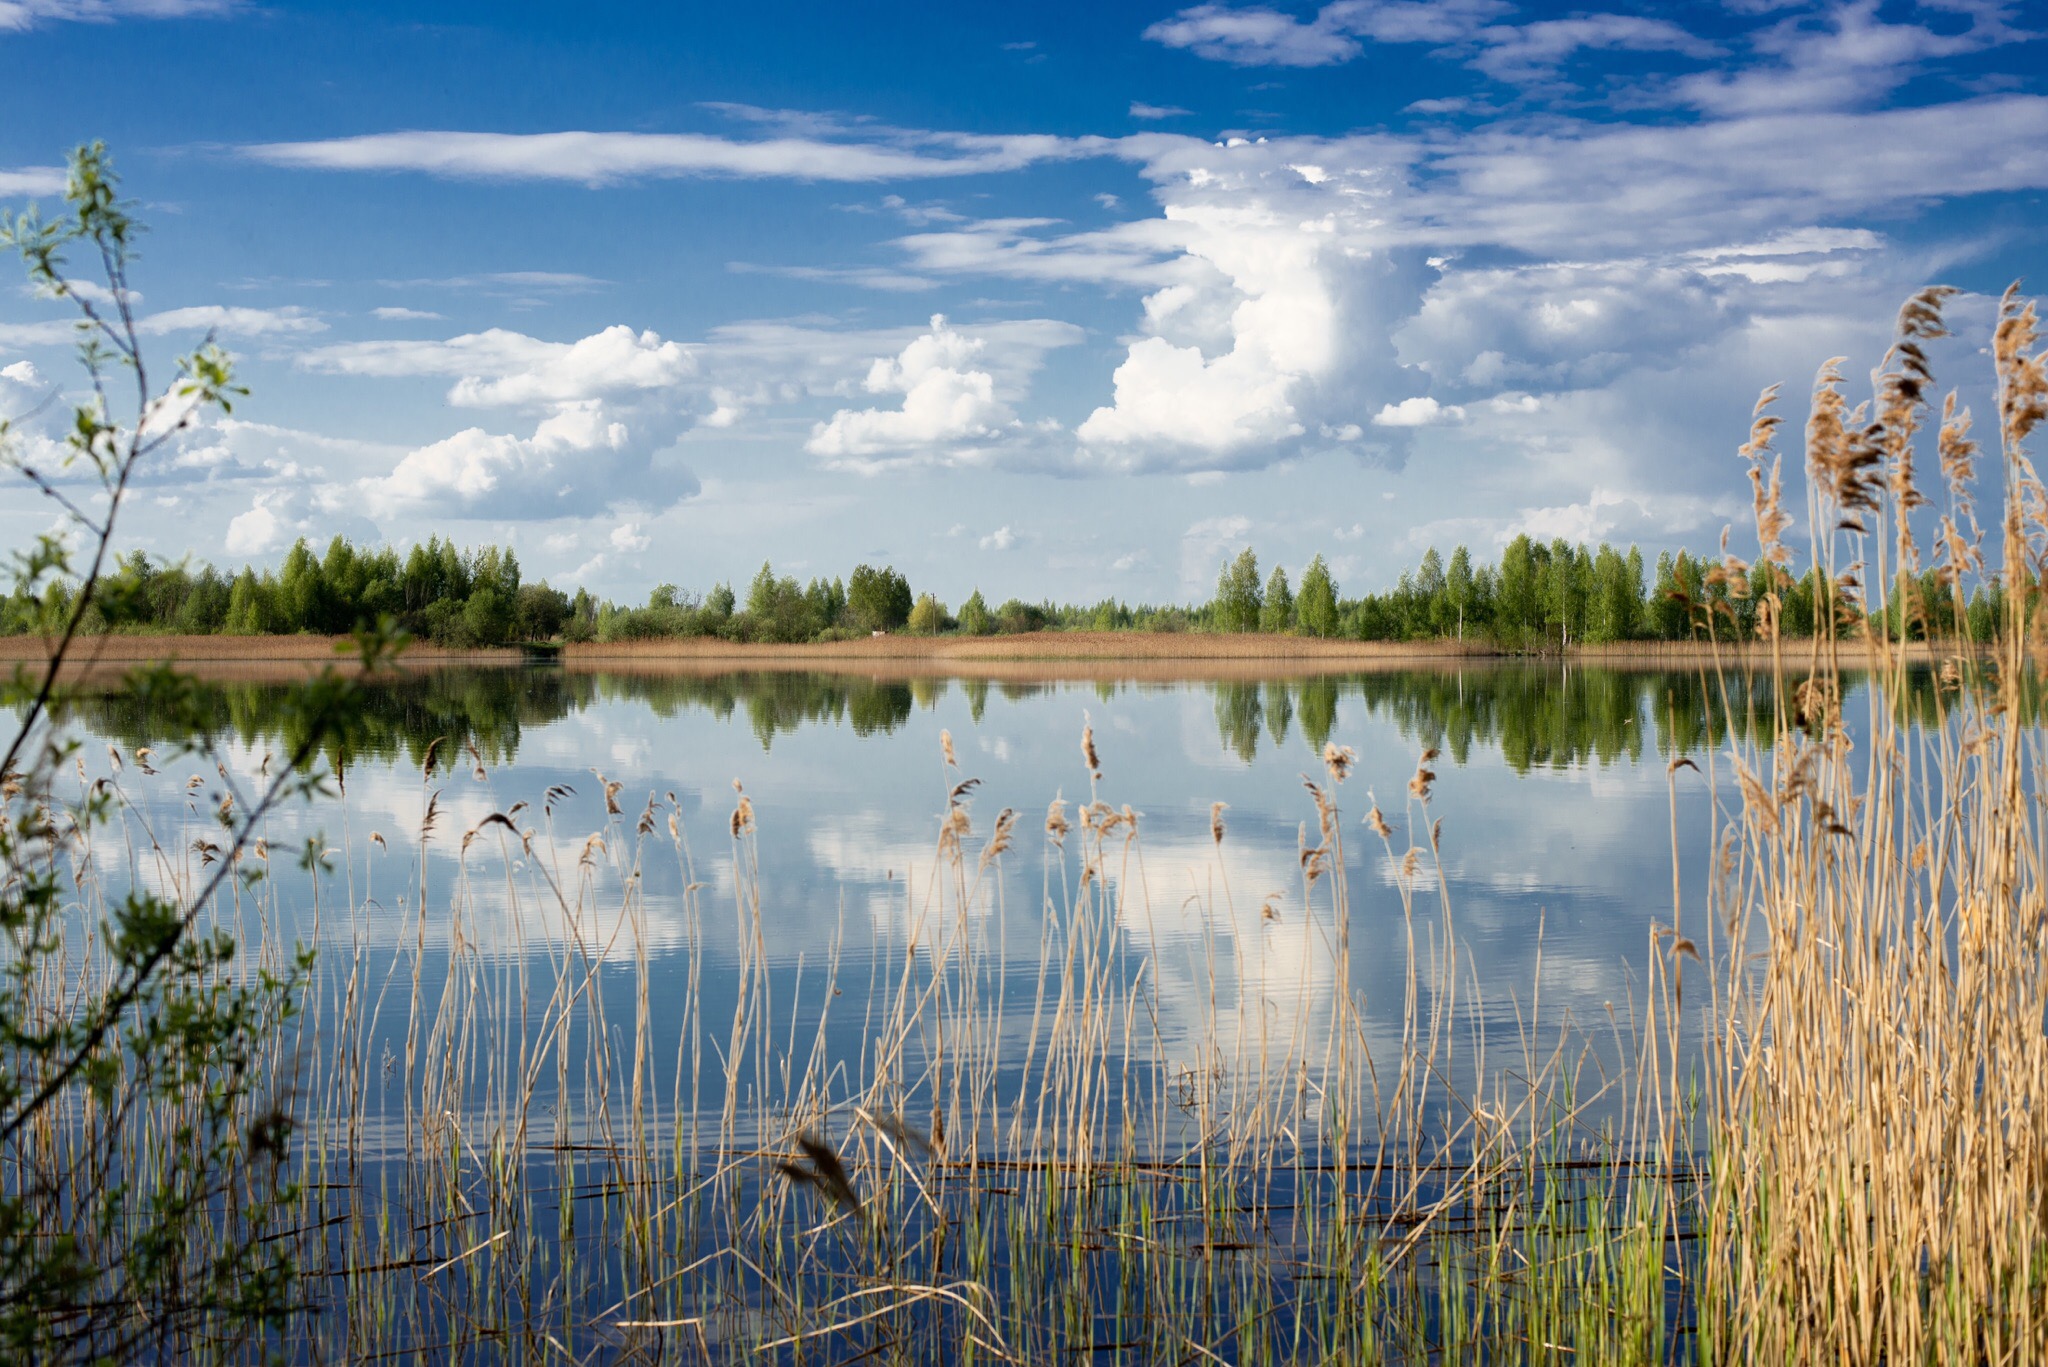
[0,532,2002,648]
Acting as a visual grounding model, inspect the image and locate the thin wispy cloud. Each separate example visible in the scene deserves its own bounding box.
[0,165,64,195]
[0,0,238,31]
[241,128,1115,185]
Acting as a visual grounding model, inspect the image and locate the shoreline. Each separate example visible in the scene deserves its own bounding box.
[0,630,1968,684]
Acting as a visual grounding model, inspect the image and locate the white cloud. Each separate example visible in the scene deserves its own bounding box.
[241,127,1110,186]
[220,484,380,559]
[610,520,650,552]
[1063,143,1433,471]
[1143,4,1366,67]
[1468,14,1719,83]
[138,304,325,337]
[357,399,698,520]
[1372,395,1464,427]
[893,214,1190,288]
[294,325,707,520]
[303,324,695,408]
[726,260,938,292]
[0,303,325,348]
[0,0,238,31]
[0,166,64,195]
[1130,101,1194,120]
[382,270,607,296]
[979,525,1016,551]
[453,327,694,407]
[805,315,1063,469]
[1674,0,2029,116]
[1399,261,1740,393]
[223,497,285,556]
[370,305,445,320]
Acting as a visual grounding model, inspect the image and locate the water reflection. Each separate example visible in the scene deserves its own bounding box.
[30,658,1854,1155]
[50,660,1956,775]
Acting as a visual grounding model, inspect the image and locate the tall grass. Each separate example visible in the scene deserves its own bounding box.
[1695,286,2048,1363]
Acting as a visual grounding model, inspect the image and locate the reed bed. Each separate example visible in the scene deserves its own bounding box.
[1689,286,2048,1364]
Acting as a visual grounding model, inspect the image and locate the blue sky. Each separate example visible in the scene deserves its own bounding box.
[1,0,2043,605]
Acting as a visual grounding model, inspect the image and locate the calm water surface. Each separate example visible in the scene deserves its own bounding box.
[52,662,1773,1141]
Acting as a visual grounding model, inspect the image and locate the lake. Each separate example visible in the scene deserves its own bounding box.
[57,662,1761,1137]
[37,659,1817,1360]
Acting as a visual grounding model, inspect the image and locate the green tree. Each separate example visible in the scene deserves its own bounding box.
[1260,565,1295,633]
[1588,544,1636,643]
[907,592,947,634]
[958,589,994,635]
[1214,548,1262,632]
[1497,535,1540,640]
[1446,546,1475,639]
[222,568,270,635]
[1297,555,1338,637]
[277,539,324,633]
[847,564,912,632]
[1415,548,1447,633]
[804,576,846,631]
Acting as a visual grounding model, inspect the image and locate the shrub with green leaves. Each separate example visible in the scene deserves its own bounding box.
[0,144,395,1361]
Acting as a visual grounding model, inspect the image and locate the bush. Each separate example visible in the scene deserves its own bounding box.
[996,599,1047,634]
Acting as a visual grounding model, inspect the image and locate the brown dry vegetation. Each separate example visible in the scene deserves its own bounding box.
[0,628,1963,682]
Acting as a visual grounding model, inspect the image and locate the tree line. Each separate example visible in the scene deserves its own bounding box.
[0,530,2003,647]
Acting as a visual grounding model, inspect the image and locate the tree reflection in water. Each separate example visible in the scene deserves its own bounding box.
[41,659,2012,772]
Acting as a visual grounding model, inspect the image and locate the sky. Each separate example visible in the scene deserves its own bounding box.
[0,0,2043,607]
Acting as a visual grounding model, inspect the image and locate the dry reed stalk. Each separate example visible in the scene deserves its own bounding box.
[1703,282,2048,1365]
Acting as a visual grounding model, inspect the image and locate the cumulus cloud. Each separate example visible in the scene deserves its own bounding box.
[358,399,698,519]
[807,315,1018,466]
[1398,262,1740,393]
[1372,395,1464,426]
[297,324,705,519]
[979,525,1017,550]
[222,485,379,558]
[1064,142,1436,471]
[0,357,43,398]
[304,324,694,406]
[223,497,287,556]
[450,327,694,407]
